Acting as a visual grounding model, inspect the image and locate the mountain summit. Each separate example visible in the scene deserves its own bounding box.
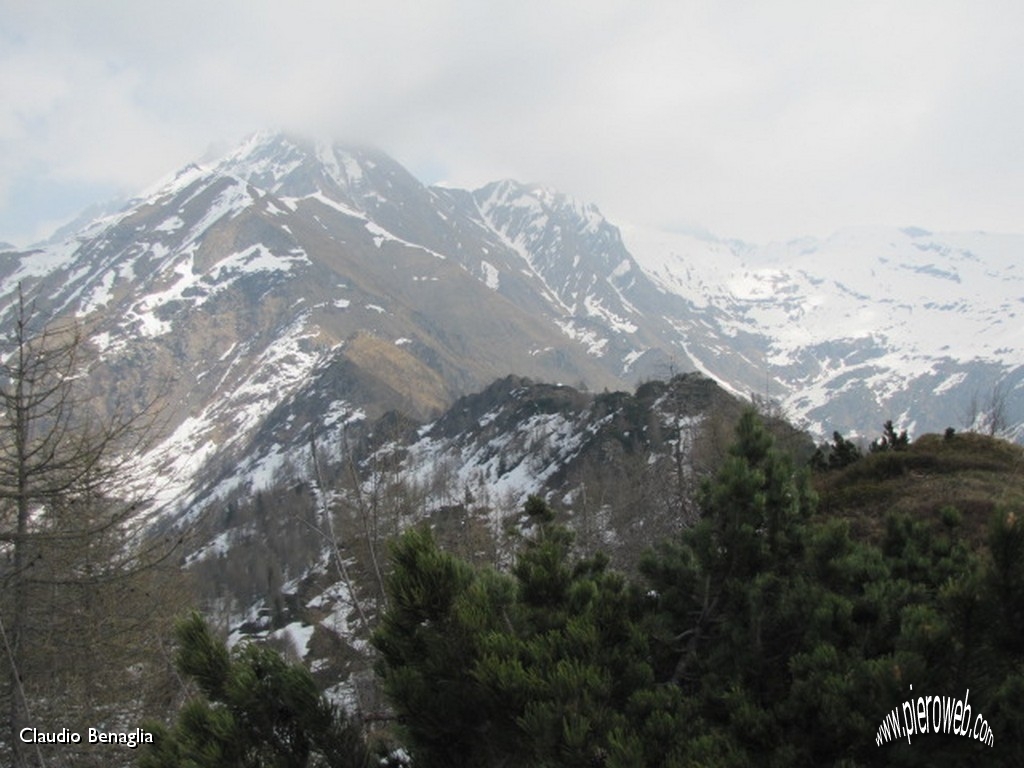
[1,131,1021,515]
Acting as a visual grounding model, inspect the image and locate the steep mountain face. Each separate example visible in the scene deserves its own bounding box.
[1,130,1021,520]
[181,371,789,692]
[0,133,695,510]
[437,179,686,373]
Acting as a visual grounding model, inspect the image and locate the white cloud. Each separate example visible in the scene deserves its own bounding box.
[1,0,1022,246]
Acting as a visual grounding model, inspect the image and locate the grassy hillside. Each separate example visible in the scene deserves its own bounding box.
[815,430,1024,550]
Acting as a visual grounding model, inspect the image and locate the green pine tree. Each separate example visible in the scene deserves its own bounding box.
[372,525,514,768]
[374,498,670,767]
[140,612,368,768]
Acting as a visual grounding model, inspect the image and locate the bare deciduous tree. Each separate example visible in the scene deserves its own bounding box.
[960,378,1015,438]
[0,288,187,767]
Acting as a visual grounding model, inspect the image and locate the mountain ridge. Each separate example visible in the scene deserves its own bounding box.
[1,131,1021,524]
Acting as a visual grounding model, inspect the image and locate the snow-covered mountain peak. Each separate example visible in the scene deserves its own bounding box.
[475,179,608,235]
[2,128,1021,527]
[213,132,309,188]
[200,132,392,216]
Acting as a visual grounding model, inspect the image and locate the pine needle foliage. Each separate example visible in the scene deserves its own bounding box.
[140,613,368,768]
[373,411,1024,767]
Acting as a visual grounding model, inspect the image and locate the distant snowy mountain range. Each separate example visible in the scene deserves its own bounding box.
[1,131,1021,525]
[625,223,1024,438]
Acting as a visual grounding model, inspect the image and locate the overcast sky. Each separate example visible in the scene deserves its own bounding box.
[2,0,1022,246]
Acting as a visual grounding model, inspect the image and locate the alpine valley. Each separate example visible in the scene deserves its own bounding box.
[1,131,1021,699]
